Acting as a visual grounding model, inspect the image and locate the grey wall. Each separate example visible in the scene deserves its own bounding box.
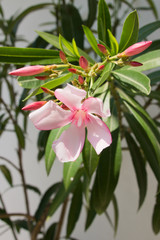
[0,0,160,239]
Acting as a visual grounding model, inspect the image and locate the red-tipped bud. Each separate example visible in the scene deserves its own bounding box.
[59,50,67,63]
[68,68,77,74]
[35,76,49,80]
[9,65,46,76]
[128,61,143,67]
[22,101,46,111]
[41,87,55,95]
[98,65,105,70]
[117,41,152,58]
[60,104,69,110]
[78,75,84,84]
[79,56,88,70]
[97,44,108,55]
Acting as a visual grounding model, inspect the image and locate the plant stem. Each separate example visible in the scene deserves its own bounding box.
[0,194,18,240]
[0,156,20,172]
[54,197,68,240]
[17,147,32,235]
[0,213,35,220]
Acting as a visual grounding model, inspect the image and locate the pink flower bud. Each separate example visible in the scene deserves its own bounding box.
[68,68,77,74]
[59,50,67,63]
[98,65,105,70]
[79,56,88,70]
[78,75,84,84]
[128,61,143,67]
[41,87,55,95]
[97,44,108,55]
[35,76,49,80]
[22,101,46,111]
[9,65,46,76]
[117,41,152,58]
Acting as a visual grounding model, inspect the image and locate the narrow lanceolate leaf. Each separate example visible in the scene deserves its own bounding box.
[107,30,119,55]
[124,112,160,183]
[148,71,160,85]
[146,0,158,19]
[14,124,25,149]
[112,195,119,235]
[119,10,139,52]
[63,154,82,190]
[152,185,160,234]
[123,50,160,72]
[45,126,69,175]
[82,139,99,178]
[36,31,95,64]
[85,207,96,230]
[85,0,98,28]
[72,38,80,58]
[0,165,12,186]
[97,0,111,47]
[82,25,103,57]
[0,47,59,64]
[66,181,83,237]
[91,101,122,214]
[125,132,147,209]
[18,76,49,89]
[117,88,160,142]
[35,182,61,220]
[138,21,160,41]
[113,70,151,95]
[91,62,114,92]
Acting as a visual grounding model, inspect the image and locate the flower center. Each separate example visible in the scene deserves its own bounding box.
[72,109,88,127]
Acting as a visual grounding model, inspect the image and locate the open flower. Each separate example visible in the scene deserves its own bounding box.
[29,84,112,162]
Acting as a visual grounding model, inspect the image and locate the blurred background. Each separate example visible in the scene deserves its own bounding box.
[0,0,160,239]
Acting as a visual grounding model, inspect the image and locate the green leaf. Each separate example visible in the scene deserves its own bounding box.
[63,154,83,190]
[123,50,160,72]
[97,0,111,47]
[60,4,84,49]
[72,38,80,58]
[35,182,61,220]
[148,71,160,85]
[119,10,139,52]
[0,165,12,186]
[44,223,57,240]
[18,76,49,89]
[82,139,99,177]
[0,47,59,64]
[113,69,151,95]
[14,124,25,149]
[85,207,96,230]
[91,101,122,214]
[117,88,160,141]
[152,185,160,234]
[25,184,41,196]
[49,169,84,216]
[112,194,119,235]
[36,31,95,64]
[146,0,158,19]
[107,30,119,55]
[66,181,83,236]
[125,132,147,209]
[82,25,103,57]
[85,0,97,28]
[138,21,160,41]
[91,62,114,92]
[124,112,160,183]
[45,125,69,175]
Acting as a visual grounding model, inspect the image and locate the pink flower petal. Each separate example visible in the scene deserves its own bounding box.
[55,84,86,110]
[29,100,72,130]
[86,114,112,154]
[52,124,85,162]
[82,97,108,117]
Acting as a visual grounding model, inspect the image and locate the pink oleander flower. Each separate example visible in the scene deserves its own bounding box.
[9,65,46,76]
[22,101,47,111]
[29,84,112,162]
[117,41,152,58]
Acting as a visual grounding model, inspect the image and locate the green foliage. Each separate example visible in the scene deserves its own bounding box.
[0,0,160,239]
